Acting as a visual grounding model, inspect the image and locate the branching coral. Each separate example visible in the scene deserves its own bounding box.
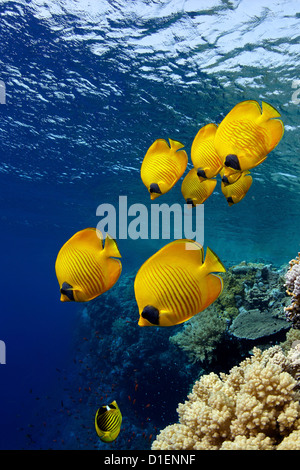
[152,345,300,450]
[285,253,300,329]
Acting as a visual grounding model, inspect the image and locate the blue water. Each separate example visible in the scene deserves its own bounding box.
[0,0,300,450]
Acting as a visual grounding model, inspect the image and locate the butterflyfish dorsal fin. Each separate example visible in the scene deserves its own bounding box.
[203,247,226,275]
[168,138,185,151]
[261,101,281,120]
[144,239,204,270]
[168,139,188,173]
[103,234,122,259]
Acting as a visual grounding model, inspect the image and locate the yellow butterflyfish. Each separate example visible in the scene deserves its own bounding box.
[191,123,223,181]
[214,100,284,180]
[55,228,121,302]
[181,168,217,207]
[134,239,226,327]
[141,138,188,199]
[219,167,243,185]
[221,170,253,206]
[95,401,122,443]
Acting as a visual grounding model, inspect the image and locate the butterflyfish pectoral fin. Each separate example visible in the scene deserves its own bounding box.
[239,154,267,172]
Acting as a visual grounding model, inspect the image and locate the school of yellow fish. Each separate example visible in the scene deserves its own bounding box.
[54,100,284,443]
[141,99,284,207]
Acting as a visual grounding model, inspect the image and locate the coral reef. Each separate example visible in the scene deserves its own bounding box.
[169,306,227,364]
[31,258,296,450]
[284,253,300,329]
[229,307,289,340]
[170,261,290,366]
[151,344,300,450]
[227,262,290,341]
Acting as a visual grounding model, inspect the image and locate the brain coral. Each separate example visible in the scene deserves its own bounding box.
[151,345,300,450]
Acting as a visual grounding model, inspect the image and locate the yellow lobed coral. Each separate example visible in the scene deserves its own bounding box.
[152,346,300,450]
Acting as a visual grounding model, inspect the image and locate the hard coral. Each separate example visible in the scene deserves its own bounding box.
[152,345,300,450]
[169,306,227,364]
[285,253,300,329]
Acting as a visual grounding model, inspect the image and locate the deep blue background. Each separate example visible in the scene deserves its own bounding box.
[0,0,299,449]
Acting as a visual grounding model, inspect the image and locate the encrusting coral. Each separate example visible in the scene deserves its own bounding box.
[285,253,300,329]
[151,344,300,450]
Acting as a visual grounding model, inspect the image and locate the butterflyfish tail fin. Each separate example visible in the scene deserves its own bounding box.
[204,247,226,274]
